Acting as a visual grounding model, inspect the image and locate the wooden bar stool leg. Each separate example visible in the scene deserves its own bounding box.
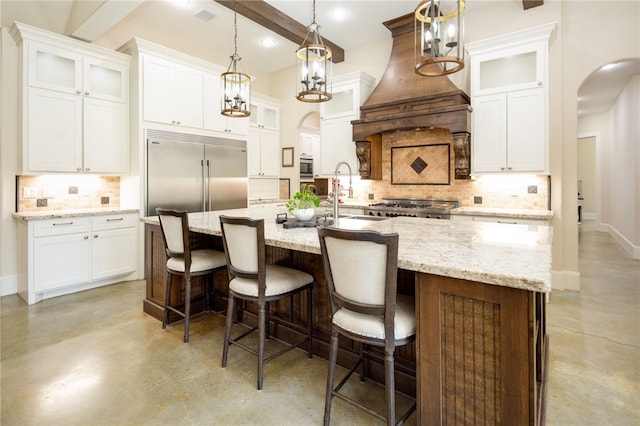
[183,278,191,343]
[324,329,339,426]
[307,287,313,358]
[162,272,172,330]
[222,294,235,368]
[257,303,266,390]
[385,350,396,426]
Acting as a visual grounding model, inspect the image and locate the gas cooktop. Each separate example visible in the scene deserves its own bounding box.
[363,198,460,219]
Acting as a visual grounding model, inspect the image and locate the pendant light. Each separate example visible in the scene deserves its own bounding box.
[221,4,251,117]
[415,0,465,77]
[296,0,332,102]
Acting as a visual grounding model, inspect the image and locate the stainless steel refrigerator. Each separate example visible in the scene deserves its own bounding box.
[146,129,248,216]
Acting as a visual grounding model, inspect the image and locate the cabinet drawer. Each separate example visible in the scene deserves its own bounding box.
[91,213,138,231]
[33,217,90,237]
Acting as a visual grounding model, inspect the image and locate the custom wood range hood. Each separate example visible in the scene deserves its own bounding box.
[351,13,471,180]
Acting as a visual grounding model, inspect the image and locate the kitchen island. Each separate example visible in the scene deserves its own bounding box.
[141,206,552,425]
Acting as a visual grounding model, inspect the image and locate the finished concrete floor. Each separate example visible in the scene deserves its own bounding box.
[2,223,639,425]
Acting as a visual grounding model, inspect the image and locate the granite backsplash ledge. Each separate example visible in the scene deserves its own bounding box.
[16,175,120,212]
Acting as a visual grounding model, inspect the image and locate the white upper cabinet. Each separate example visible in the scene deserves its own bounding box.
[320,71,374,121]
[203,74,249,136]
[466,22,556,175]
[472,88,545,173]
[143,55,203,129]
[247,97,280,177]
[318,72,374,176]
[11,22,130,174]
[472,44,546,96]
[249,99,279,131]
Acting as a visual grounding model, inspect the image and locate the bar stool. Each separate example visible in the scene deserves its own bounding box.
[219,215,313,390]
[157,208,227,343]
[317,227,416,426]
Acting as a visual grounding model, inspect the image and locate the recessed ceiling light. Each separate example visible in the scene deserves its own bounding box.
[329,8,349,21]
[260,38,276,48]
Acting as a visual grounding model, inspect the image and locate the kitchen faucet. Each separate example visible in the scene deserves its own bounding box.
[333,161,353,223]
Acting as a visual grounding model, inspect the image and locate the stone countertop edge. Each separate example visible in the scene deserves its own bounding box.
[141,208,552,294]
[452,207,554,220]
[13,208,140,221]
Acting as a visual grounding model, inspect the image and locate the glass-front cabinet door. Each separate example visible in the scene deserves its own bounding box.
[473,44,545,95]
[83,58,129,102]
[28,42,83,95]
[249,100,279,131]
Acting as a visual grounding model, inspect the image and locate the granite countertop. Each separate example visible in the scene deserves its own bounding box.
[13,208,140,221]
[452,207,554,220]
[142,206,552,293]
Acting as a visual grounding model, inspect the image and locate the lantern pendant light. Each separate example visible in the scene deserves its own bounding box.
[221,5,251,117]
[296,0,332,102]
[415,0,465,77]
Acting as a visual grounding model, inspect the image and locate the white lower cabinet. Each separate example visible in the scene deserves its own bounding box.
[33,219,91,292]
[90,215,138,281]
[18,212,139,305]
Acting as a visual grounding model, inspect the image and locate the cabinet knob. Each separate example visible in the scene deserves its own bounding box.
[76,90,81,95]
[94,234,99,238]
[538,81,543,86]
[84,235,89,240]
[85,168,90,171]
[176,121,181,125]
[77,167,82,172]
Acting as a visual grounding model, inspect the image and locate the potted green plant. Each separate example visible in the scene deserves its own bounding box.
[285,184,321,221]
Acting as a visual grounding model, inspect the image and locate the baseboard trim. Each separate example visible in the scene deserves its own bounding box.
[601,223,640,260]
[1,274,18,297]
[551,270,580,291]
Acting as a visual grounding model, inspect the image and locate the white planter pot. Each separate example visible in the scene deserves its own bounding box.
[292,208,315,221]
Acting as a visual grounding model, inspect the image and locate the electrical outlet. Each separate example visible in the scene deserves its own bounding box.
[474,196,482,204]
[23,187,37,198]
[528,185,538,194]
[68,186,78,194]
[36,198,48,207]
[368,193,374,200]
[101,196,110,205]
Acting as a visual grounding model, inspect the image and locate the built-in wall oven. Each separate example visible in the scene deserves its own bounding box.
[300,155,314,182]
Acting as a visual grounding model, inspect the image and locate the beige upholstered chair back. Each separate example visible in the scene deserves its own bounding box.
[318,227,399,317]
[157,209,189,259]
[219,216,265,282]
[221,223,259,273]
[324,237,387,306]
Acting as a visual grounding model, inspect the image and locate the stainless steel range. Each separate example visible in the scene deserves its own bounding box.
[363,198,460,220]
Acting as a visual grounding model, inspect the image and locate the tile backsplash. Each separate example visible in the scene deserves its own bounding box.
[348,128,550,210]
[16,175,120,212]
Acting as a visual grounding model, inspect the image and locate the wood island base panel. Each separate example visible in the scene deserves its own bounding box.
[141,207,552,425]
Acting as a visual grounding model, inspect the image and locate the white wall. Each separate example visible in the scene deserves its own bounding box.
[0,27,19,295]
[606,75,640,257]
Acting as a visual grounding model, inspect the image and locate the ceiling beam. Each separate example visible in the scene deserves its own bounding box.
[214,0,345,63]
[522,0,544,10]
